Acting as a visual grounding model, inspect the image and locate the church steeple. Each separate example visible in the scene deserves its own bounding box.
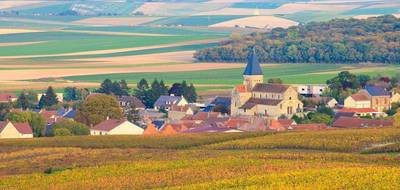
[243,47,263,76]
[243,47,263,90]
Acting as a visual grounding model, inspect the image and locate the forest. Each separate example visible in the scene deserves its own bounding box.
[194,15,400,64]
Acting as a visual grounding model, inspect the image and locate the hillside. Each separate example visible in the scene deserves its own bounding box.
[0,128,399,189]
[194,15,400,64]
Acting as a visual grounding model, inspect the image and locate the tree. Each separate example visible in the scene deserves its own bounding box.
[50,120,89,136]
[357,75,371,88]
[159,80,168,95]
[310,113,333,125]
[316,106,334,117]
[17,91,29,110]
[137,78,149,90]
[120,80,130,94]
[97,79,114,94]
[6,112,46,137]
[268,78,283,84]
[126,103,140,124]
[0,103,12,121]
[394,110,400,128]
[75,94,123,126]
[43,86,58,107]
[64,87,77,101]
[168,83,183,96]
[54,128,71,136]
[186,83,197,103]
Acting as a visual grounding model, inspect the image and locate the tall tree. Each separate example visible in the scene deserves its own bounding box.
[186,83,197,103]
[75,94,123,126]
[98,79,113,94]
[137,78,149,90]
[17,91,29,110]
[168,83,183,96]
[43,86,58,107]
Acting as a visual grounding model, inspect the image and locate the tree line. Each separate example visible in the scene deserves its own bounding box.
[194,15,400,64]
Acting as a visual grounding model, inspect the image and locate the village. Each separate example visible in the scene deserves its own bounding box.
[0,49,399,138]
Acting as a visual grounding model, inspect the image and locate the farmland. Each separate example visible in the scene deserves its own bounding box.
[0,0,399,94]
[0,128,399,189]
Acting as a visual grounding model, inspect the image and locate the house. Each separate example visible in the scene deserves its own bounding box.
[154,95,188,111]
[39,110,62,125]
[288,123,327,130]
[0,93,17,103]
[303,97,338,108]
[183,125,242,133]
[37,93,64,102]
[268,119,297,131]
[118,96,145,111]
[203,96,231,113]
[391,91,400,104]
[231,49,303,119]
[344,91,371,109]
[332,117,393,128]
[338,108,386,118]
[364,85,391,112]
[90,118,144,135]
[296,84,327,97]
[57,108,77,119]
[0,121,33,139]
[159,124,188,135]
[168,105,194,121]
[190,111,221,124]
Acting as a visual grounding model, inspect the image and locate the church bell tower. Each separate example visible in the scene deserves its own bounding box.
[243,47,263,91]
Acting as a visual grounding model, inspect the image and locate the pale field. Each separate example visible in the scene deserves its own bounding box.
[0,38,221,59]
[210,16,298,29]
[73,17,164,26]
[0,1,43,9]
[0,28,42,35]
[135,2,229,16]
[364,2,400,8]
[0,41,46,47]
[195,3,360,15]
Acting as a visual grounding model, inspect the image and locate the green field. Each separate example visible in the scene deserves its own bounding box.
[63,64,400,85]
[0,128,399,189]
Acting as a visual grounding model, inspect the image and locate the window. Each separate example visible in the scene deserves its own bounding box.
[289,97,292,100]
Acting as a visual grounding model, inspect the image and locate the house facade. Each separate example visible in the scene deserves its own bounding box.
[364,86,390,112]
[344,91,371,109]
[154,95,188,111]
[90,119,144,135]
[231,48,303,119]
[0,93,17,103]
[0,121,33,139]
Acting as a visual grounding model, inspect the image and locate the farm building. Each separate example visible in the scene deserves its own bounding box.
[0,121,33,139]
[90,118,144,135]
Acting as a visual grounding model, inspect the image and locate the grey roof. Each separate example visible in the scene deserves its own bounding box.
[252,83,289,93]
[243,47,263,75]
[154,95,182,108]
[365,85,390,96]
[119,95,145,108]
[240,98,282,109]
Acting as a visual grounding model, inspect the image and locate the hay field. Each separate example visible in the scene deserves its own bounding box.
[0,1,44,9]
[210,16,298,28]
[0,28,42,35]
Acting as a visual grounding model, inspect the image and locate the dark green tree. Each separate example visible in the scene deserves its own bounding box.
[43,86,58,107]
[17,91,29,110]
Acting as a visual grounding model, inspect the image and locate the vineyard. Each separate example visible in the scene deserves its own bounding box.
[0,128,399,189]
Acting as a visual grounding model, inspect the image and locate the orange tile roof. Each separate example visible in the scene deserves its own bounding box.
[143,124,158,135]
[350,93,370,101]
[339,108,378,113]
[235,85,246,93]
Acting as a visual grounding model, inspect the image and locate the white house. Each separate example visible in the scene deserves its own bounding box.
[90,118,144,135]
[154,95,188,111]
[344,92,371,109]
[296,84,327,97]
[37,93,64,102]
[0,121,33,139]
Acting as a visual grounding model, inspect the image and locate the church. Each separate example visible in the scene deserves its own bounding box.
[231,48,303,119]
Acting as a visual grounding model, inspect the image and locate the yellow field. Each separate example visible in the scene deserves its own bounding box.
[0,28,42,35]
[210,16,298,28]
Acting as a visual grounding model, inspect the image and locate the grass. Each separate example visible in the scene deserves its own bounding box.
[0,31,220,56]
[64,64,400,85]
[0,128,399,189]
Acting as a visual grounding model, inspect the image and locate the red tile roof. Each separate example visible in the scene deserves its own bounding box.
[0,121,32,134]
[170,105,190,112]
[339,108,378,113]
[0,93,16,102]
[143,124,158,135]
[289,123,327,130]
[92,119,127,132]
[332,117,393,128]
[159,124,187,135]
[192,112,220,121]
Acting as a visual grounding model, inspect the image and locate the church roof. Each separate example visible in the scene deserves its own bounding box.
[252,83,289,93]
[243,47,263,76]
[240,98,282,109]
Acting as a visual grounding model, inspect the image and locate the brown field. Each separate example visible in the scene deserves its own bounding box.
[0,1,43,9]
[210,16,298,29]
[73,17,164,26]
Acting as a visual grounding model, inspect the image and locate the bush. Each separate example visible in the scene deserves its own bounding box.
[50,120,89,137]
[53,128,71,136]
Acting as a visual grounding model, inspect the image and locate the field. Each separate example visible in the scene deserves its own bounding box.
[0,0,399,94]
[0,128,399,189]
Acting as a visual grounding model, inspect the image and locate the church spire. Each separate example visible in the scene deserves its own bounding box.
[243,47,263,76]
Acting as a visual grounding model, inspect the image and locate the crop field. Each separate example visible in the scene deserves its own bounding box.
[0,128,399,189]
[147,15,246,26]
